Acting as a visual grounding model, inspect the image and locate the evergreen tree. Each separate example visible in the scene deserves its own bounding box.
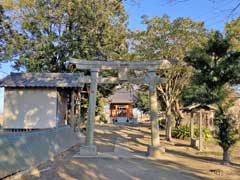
[184,31,240,163]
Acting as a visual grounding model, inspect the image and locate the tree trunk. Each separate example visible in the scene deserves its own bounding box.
[165,108,172,141]
[223,149,230,163]
[173,100,184,128]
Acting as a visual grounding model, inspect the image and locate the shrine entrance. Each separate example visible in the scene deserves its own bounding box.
[70,58,174,157]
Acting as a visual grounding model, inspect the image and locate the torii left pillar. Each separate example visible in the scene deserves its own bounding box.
[147,69,165,158]
[79,68,99,156]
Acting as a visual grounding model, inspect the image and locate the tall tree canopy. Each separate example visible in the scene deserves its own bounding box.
[132,15,207,60]
[0,4,16,61]
[225,17,240,51]
[2,0,128,72]
[183,31,240,106]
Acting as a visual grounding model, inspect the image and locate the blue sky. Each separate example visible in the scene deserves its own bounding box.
[124,0,238,31]
[0,0,239,112]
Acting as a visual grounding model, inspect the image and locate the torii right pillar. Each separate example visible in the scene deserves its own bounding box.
[147,69,165,158]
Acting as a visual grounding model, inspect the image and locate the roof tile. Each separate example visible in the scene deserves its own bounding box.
[0,73,84,88]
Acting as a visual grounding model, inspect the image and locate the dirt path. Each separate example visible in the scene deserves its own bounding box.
[10,123,240,180]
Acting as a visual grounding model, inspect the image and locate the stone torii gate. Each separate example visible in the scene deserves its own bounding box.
[70,58,173,157]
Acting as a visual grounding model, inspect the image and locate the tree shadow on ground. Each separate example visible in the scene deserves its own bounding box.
[230,162,240,168]
[20,123,240,180]
[166,147,240,168]
[26,157,211,180]
[174,142,192,148]
[94,124,150,155]
[165,149,223,164]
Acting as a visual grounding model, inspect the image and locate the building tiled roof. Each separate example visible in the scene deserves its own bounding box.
[0,73,84,88]
[108,88,136,104]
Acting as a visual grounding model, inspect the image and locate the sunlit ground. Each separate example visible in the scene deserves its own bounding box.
[14,123,240,180]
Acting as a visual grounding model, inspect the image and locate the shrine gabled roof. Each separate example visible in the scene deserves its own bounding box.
[181,104,217,112]
[0,73,84,88]
[108,88,136,104]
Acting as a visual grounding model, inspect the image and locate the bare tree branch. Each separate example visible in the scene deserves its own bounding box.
[230,2,240,16]
[165,0,240,16]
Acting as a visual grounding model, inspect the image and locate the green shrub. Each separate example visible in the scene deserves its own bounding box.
[172,125,212,141]
[194,127,212,141]
[99,114,108,123]
[172,125,190,139]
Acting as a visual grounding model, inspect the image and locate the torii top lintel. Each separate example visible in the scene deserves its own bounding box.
[70,58,175,71]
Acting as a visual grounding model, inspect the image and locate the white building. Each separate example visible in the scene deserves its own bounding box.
[0,73,83,129]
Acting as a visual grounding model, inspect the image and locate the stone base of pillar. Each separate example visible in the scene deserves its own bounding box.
[79,145,97,156]
[191,138,199,149]
[147,145,165,158]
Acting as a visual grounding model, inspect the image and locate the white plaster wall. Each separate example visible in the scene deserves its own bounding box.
[3,88,57,129]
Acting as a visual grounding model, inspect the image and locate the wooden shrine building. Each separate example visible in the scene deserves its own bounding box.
[108,88,136,123]
[182,104,217,151]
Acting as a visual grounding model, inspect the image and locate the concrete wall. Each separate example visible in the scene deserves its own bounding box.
[0,126,81,179]
[3,88,57,129]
